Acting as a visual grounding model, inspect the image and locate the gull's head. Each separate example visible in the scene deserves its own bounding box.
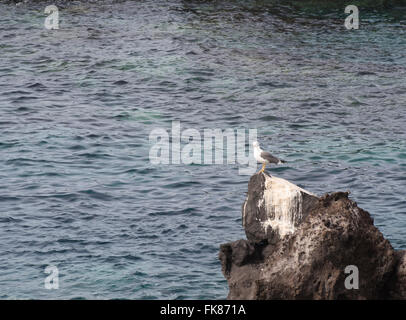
[252,141,259,148]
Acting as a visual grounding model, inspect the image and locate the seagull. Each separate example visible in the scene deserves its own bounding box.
[253,141,286,173]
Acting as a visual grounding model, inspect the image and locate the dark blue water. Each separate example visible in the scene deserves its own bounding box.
[0,0,405,299]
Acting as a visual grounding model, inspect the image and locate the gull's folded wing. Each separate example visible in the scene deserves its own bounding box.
[261,152,285,164]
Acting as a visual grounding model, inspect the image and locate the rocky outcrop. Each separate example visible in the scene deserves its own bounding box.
[219,172,406,300]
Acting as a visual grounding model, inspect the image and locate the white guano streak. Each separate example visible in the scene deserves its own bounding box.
[261,175,316,237]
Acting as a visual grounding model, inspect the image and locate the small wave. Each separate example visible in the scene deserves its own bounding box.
[113,80,129,86]
[79,189,113,201]
[27,82,46,90]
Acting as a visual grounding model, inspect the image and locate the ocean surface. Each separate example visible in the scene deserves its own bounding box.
[0,0,405,299]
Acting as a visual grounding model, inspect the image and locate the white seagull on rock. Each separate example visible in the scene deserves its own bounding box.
[253,141,286,173]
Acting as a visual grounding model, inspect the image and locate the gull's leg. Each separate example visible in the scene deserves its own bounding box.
[257,163,264,173]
